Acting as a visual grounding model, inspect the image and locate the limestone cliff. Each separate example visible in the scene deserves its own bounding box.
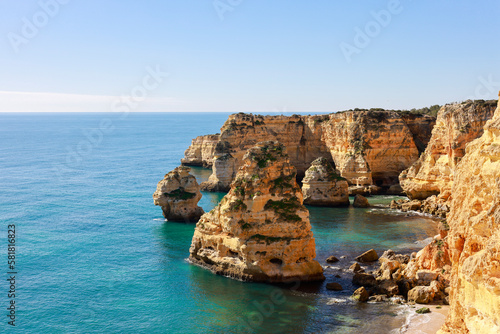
[400,100,497,200]
[321,110,423,189]
[182,111,435,193]
[439,97,500,334]
[401,113,436,153]
[181,134,220,167]
[301,157,349,207]
[153,166,204,222]
[189,141,325,283]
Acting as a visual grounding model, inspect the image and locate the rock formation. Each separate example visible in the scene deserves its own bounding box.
[439,96,500,334]
[301,157,349,206]
[321,110,427,190]
[189,141,325,283]
[352,244,451,305]
[182,111,435,194]
[181,134,220,167]
[153,166,204,222]
[353,194,370,208]
[400,100,497,201]
[200,153,236,192]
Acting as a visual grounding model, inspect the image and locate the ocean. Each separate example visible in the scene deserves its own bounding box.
[0,112,438,333]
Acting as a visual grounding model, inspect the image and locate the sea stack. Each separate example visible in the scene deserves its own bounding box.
[153,166,204,222]
[302,157,349,206]
[189,141,325,283]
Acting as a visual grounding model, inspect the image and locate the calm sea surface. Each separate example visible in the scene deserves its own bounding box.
[0,113,438,333]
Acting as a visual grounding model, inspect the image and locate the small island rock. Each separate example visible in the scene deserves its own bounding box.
[153,166,204,222]
[301,158,349,207]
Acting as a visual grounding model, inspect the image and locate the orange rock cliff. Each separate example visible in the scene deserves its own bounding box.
[439,95,500,333]
[189,141,325,282]
[182,111,436,194]
[400,100,497,200]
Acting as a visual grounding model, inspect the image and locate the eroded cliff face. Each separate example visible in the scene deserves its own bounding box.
[189,141,325,282]
[181,134,220,167]
[302,157,349,207]
[153,166,204,222]
[321,110,422,188]
[400,100,497,200]
[183,111,434,194]
[439,98,500,334]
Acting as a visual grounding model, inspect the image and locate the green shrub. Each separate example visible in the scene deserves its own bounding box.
[164,189,196,200]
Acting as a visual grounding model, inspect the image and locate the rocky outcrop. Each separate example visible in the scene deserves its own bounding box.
[439,96,500,334]
[390,196,450,218]
[301,157,349,206]
[321,110,425,189]
[200,153,236,192]
[354,244,451,305]
[400,100,497,201]
[153,166,204,222]
[181,134,220,167]
[189,141,325,283]
[183,111,435,193]
[353,194,370,208]
[401,113,436,153]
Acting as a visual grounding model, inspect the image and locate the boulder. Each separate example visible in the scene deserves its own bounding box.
[377,280,399,297]
[326,256,339,263]
[352,273,377,287]
[355,249,379,263]
[353,194,370,208]
[408,286,435,304]
[352,287,369,302]
[416,270,438,286]
[349,263,363,273]
[401,200,422,212]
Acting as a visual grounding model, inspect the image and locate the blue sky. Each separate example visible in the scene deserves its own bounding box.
[0,0,499,112]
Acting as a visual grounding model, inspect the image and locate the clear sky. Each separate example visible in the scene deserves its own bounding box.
[0,0,499,112]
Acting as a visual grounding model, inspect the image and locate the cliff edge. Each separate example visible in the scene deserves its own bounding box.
[439,96,500,333]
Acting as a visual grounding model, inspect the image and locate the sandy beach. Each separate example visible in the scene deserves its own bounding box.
[401,305,449,334]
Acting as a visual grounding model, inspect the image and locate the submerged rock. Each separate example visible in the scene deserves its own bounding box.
[301,157,349,207]
[326,282,343,291]
[326,255,340,263]
[153,166,204,222]
[189,141,325,283]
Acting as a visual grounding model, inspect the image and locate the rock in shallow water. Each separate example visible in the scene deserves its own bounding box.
[355,249,379,263]
[352,287,369,302]
[353,194,370,208]
[326,255,339,263]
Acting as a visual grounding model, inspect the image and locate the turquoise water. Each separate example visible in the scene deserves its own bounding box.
[0,113,438,333]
